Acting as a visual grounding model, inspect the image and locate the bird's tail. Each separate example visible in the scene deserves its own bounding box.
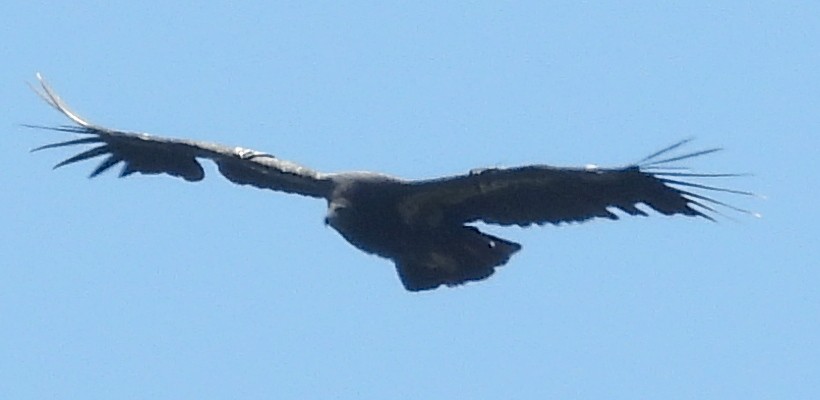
[395,226,521,291]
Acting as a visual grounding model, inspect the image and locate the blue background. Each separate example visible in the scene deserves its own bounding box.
[2,2,816,399]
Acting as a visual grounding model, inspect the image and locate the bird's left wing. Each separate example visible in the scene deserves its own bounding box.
[399,141,755,226]
[27,75,334,199]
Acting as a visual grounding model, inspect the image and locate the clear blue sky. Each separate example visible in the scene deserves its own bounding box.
[2,2,817,399]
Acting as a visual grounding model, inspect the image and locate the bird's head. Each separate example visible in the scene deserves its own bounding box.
[324,200,352,227]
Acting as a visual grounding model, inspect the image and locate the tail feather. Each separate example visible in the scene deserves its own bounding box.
[395,227,521,291]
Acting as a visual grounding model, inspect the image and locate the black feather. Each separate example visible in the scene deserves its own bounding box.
[27,74,758,292]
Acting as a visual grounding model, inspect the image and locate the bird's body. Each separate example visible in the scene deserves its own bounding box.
[26,75,753,291]
[326,172,413,257]
[322,172,524,290]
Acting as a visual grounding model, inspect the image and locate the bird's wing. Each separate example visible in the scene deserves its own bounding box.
[399,140,756,226]
[27,74,334,199]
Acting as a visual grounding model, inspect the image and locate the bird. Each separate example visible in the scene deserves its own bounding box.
[25,74,755,291]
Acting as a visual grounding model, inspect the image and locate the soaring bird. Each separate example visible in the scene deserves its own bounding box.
[26,74,753,291]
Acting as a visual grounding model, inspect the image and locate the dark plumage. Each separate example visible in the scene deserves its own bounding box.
[26,75,755,291]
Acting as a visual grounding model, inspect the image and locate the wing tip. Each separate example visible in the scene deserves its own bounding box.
[29,73,95,129]
[634,139,759,221]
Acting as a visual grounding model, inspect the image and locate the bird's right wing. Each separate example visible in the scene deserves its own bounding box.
[27,74,334,199]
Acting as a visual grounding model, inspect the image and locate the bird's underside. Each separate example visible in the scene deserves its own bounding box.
[26,74,756,291]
